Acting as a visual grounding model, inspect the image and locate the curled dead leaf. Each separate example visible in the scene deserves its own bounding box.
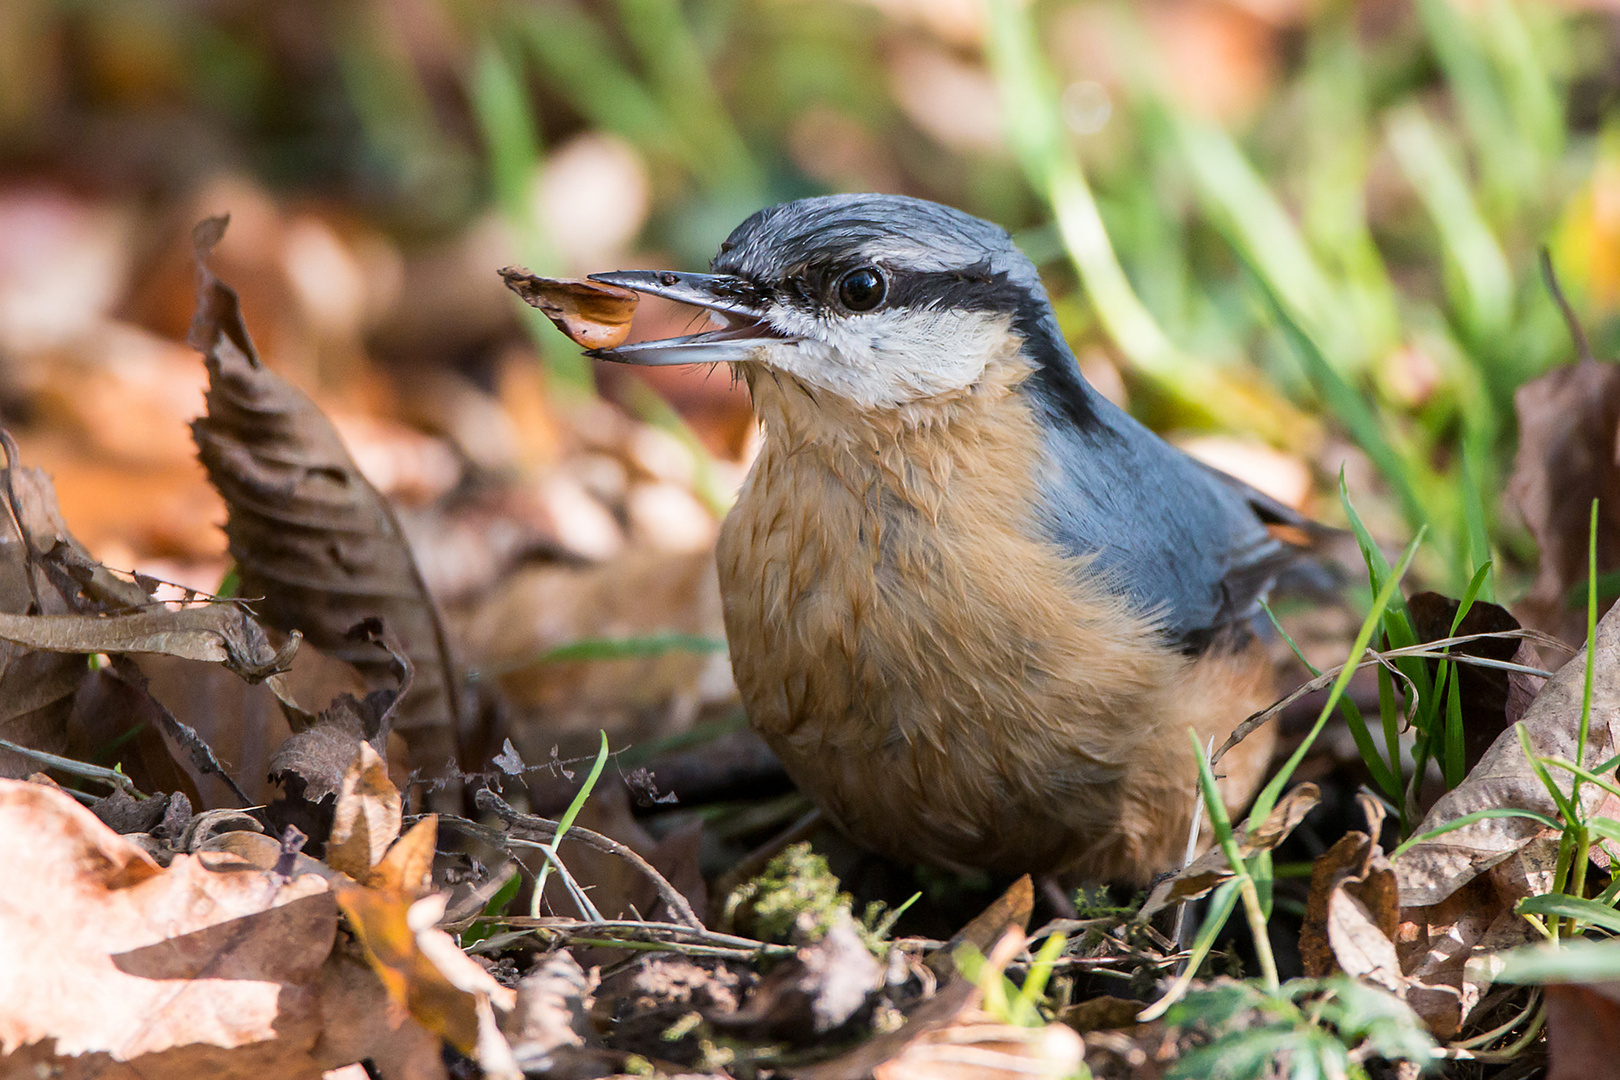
[0,604,292,676]
[498,268,638,350]
[1300,824,1402,992]
[1139,782,1320,919]
[188,217,467,786]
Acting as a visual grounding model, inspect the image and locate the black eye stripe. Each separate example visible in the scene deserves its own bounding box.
[767,260,1021,316]
[880,264,1022,315]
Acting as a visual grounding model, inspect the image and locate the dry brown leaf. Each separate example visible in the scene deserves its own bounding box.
[1505,357,1620,646]
[0,643,87,778]
[1292,795,1494,1037]
[498,268,639,350]
[4,461,153,613]
[501,951,598,1070]
[0,449,285,799]
[924,874,1033,981]
[1299,829,1401,989]
[188,216,467,784]
[314,950,449,1080]
[68,667,205,808]
[1396,603,1620,908]
[1395,857,1543,1038]
[0,779,341,1078]
[874,1016,1086,1080]
[0,604,291,673]
[326,741,404,879]
[0,461,132,777]
[1139,782,1320,919]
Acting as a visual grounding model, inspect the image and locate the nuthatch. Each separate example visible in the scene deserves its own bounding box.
[589,194,1309,884]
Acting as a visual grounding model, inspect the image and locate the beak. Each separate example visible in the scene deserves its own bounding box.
[584,270,787,366]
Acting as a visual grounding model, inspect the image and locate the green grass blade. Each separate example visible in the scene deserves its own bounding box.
[1386,104,1513,340]
[470,634,728,682]
[1173,113,1365,376]
[532,730,611,914]
[514,2,678,163]
[1251,528,1424,824]
[1267,292,1426,537]
[1391,807,1564,859]
[610,0,762,196]
[1262,602,1400,801]
[1497,939,1620,984]
[1578,500,1599,787]
[1461,446,1496,602]
[1516,893,1620,935]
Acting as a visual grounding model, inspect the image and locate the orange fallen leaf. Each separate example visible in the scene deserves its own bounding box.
[498,268,638,350]
[335,884,515,1056]
[369,815,438,898]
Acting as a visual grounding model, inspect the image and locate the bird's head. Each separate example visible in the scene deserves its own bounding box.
[588,194,1063,410]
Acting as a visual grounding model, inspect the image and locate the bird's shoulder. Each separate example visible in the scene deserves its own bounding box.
[1020,369,1309,649]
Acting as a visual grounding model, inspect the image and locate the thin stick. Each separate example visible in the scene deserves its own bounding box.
[1214,628,1562,765]
[0,738,146,797]
[465,791,704,930]
[504,837,604,922]
[464,916,798,961]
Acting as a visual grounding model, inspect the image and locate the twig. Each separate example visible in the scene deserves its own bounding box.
[464,791,705,930]
[1214,628,1564,765]
[462,916,797,961]
[0,738,146,798]
[502,836,604,922]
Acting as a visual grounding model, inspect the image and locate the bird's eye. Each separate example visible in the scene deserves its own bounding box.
[836,267,886,312]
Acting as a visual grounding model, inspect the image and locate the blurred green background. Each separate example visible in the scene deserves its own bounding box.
[3,0,1619,595]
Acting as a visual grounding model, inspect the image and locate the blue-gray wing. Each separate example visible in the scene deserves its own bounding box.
[1025,383,1309,649]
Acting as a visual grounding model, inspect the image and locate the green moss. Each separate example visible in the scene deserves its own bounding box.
[722,842,897,951]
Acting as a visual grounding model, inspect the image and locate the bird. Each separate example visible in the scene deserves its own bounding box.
[586,193,1313,885]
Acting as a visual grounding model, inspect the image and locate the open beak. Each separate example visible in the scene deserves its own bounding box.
[585,270,787,366]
